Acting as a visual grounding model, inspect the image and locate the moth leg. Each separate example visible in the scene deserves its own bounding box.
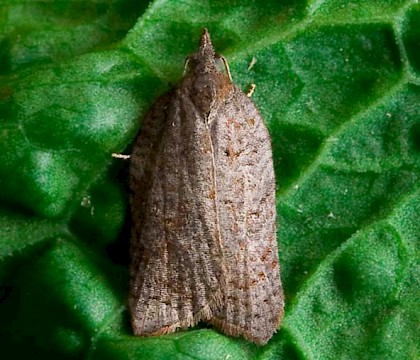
[112,153,131,159]
[246,84,256,98]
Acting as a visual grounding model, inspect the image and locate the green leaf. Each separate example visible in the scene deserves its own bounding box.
[0,1,419,359]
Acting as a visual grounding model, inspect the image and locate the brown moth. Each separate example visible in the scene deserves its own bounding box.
[128,28,284,345]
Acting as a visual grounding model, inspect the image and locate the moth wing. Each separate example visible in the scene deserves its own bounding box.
[209,88,284,345]
[129,88,225,335]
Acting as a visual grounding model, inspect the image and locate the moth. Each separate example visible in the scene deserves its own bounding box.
[128,28,284,345]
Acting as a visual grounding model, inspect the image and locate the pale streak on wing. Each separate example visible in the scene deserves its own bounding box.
[209,87,284,345]
[129,87,225,335]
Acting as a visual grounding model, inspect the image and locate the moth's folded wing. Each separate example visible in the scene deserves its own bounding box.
[129,90,225,336]
[209,89,284,345]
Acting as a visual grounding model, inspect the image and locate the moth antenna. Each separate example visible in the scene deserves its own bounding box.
[220,56,233,82]
[183,57,190,75]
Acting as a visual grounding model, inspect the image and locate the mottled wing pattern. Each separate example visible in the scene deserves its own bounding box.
[209,86,284,345]
[129,94,169,282]
[129,86,226,335]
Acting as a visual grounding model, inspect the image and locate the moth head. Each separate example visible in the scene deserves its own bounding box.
[184,29,217,74]
[184,29,231,82]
